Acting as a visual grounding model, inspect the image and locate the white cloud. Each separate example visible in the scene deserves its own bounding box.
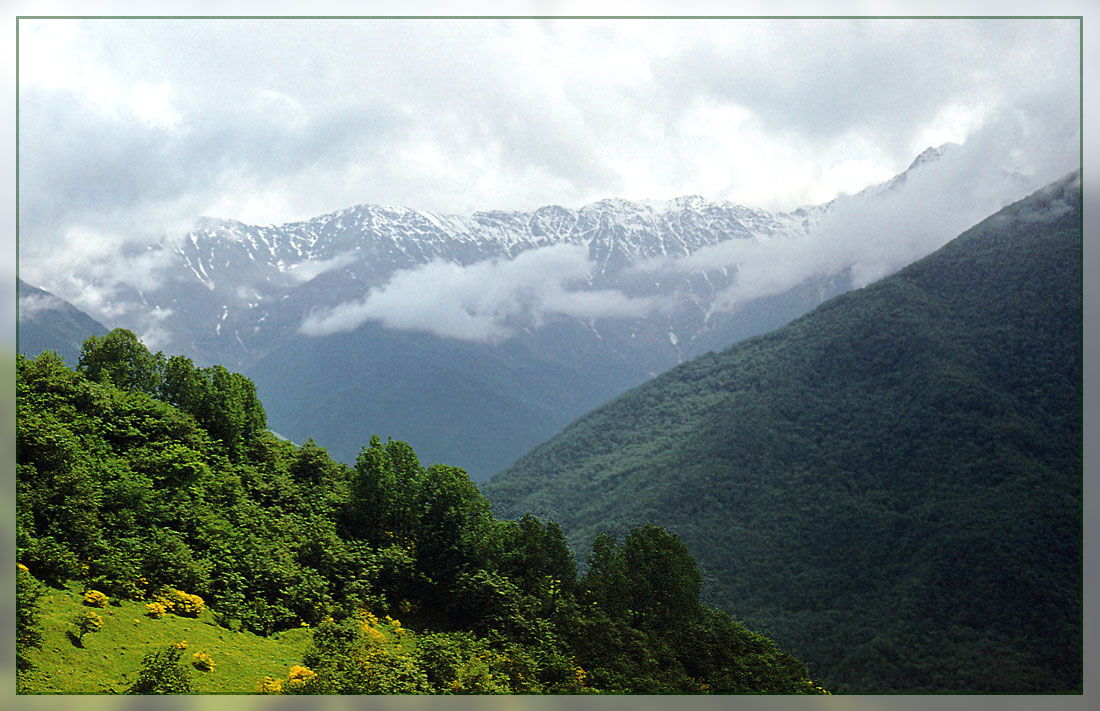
[285,252,359,283]
[18,293,65,320]
[15,16,1080,306]
[299,243,664,342]
[666,116,1075,315]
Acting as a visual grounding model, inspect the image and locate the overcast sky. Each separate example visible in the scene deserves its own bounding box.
[14,12,1081,282]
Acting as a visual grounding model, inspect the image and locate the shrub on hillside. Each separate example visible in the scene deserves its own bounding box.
[153,587,205,617]
[257,676,283,694]
[73,610,103,645]
[16,564,44,670]
[287,665,318,689]
[83,590,110,608]
[127,645,193,694]
[191,652,214,672]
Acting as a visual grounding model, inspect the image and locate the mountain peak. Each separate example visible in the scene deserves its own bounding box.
[906,142,958,172]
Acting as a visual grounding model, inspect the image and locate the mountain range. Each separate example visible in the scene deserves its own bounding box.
[19,145,1010,479]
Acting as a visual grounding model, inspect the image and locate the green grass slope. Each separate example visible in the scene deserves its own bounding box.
[484,172,1082,693]
[17,583,313,694]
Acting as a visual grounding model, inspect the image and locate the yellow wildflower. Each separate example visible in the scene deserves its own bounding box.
[83,590,110,608]
[192,651,214,671]
[258,676,283,694]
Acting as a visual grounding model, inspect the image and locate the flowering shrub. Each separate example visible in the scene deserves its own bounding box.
[287,665,317,687]
[258,676,283,694]
[191,651,214,671]
[145,602,167,619]
[83,590,110,608]
[297,613,429,694]
[153,588,205,617]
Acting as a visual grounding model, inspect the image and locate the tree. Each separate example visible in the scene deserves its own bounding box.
[73,610,103,646]
[192,365,266,457]
[496,514,578,600]
[158,354,201,412]
[344,437,425,544]
[78,329,164,396]
[416,464,491,589]
[581,524,701,630]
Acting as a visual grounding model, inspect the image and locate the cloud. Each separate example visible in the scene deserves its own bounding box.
[16,16,1080,322]
[285,252,359,283]
[664,112,1078,314]
[299,243,665,342]
[17,292,65,320]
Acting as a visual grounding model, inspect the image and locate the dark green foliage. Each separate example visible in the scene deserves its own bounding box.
[344,436,425,544]
[485,173,1083,693]
[126,645,193,695]
[582,524,702,630]
[494,514,578,600]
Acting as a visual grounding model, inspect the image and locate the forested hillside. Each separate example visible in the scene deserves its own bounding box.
[16,330,827,695]
[16,279,108,366]
[485,172,1083,693]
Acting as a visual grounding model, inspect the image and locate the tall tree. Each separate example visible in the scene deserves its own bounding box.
[77,329,164,396]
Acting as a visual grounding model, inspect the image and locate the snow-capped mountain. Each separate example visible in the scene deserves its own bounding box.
[27,143,1029,478]
[149,193,824,370]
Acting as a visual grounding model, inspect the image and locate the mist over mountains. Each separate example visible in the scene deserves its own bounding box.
[16,280,107,366]
[18,142,1039,477]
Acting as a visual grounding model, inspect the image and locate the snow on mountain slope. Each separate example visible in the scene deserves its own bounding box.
[25,143,1038,476]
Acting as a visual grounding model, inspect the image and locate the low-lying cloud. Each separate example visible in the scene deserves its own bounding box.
[299,111,1077,345]
[666,114,1077,315]
[299,243,665,342]
[18,292,65,320]
[285,252,359,283]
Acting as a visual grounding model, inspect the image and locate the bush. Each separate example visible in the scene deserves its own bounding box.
[146,602,168,618]
[88,544,148,600]
[297,613,429,694]
[287,664,318,689]
[153,588,205,617]
[257,676,283,694]
[16,564,44,670]
[20,535,81,587]
[83,590,110,608]
[127,645,193,694]
[191,652,214,672]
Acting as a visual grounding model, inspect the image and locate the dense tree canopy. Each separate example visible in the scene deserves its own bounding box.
[485,173,1083,693]
[16,335,826,695]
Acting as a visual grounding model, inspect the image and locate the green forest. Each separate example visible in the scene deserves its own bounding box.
[486,173,1083,693]
[16,328,828,695]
